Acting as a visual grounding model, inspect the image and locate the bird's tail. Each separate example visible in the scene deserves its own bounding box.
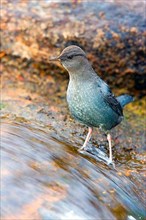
[116,95,134,108]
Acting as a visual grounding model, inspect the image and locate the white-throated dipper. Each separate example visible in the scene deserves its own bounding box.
[50,45,133,164]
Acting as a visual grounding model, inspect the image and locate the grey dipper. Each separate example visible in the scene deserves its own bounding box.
[50,45,133,164]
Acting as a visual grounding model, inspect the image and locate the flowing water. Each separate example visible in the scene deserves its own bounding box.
[1,120,145,220]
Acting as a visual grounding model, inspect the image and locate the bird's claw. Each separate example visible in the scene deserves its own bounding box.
[78,148,84,153]
[78,147,87,153]
[107,159,115,168]
[78,146,116,168]
[78,145,89,152]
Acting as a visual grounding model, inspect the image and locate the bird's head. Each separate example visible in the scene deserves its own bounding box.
[50,45,88,73]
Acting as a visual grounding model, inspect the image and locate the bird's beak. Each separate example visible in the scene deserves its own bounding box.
[49,56,60,61]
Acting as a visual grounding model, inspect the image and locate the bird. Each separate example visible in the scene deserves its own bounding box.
[50,45,133,164]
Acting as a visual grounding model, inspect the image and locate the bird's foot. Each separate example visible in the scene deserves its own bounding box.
[107,158,115,168]
[78,145,115,168]
[78,145,87,152]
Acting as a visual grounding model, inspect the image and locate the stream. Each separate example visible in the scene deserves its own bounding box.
[1,120,145,220]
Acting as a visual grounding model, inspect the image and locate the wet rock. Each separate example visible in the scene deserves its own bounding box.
[1,119,145,219]
[1,0,146,96]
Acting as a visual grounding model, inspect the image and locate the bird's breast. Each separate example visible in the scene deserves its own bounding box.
[66,81,121,130]
[67,86,85,115]
[67,82,89,118]
[67,82,101,126]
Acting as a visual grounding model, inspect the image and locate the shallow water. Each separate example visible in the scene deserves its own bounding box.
[1,120,145,220]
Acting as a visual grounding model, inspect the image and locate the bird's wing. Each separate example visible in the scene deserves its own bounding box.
[98,80,123,116]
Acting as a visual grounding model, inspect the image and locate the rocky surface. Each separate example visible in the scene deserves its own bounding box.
[1,83,146,220]
[1,0,146,95]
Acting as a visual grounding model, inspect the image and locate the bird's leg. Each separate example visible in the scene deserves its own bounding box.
[107,133,113,164]
[79,127,93,151]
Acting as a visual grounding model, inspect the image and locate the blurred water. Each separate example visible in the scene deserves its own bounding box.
[1,120,145,220]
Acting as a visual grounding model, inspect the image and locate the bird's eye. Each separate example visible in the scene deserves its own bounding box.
[67,55,73,59]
